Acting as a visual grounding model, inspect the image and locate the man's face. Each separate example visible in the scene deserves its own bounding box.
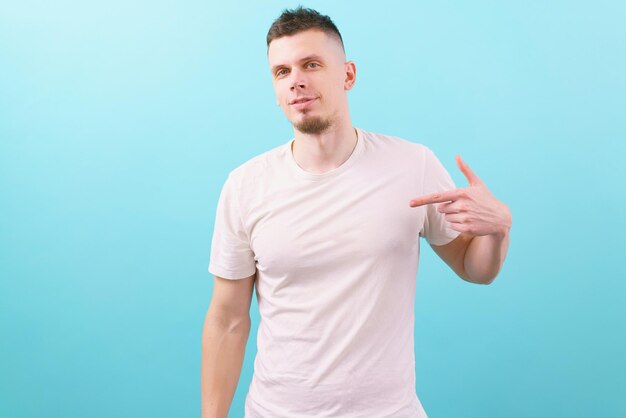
[268,29,355,135]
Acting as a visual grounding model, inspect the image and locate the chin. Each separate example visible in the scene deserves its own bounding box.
[293,115,332,135]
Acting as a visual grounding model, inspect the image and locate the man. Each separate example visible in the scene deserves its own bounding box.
[202,7,511,418]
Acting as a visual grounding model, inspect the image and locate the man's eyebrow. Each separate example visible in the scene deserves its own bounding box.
[271,54,325,73]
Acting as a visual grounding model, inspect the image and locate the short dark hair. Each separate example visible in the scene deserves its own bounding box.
[266,6,344,51]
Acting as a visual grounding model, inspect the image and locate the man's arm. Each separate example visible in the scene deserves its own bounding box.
[410,154,512,284]
[201,273,256,418]
[431,227,511,285]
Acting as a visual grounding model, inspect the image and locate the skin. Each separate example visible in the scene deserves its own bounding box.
[201,24,513,418]
[267,28,512,284]
[268,29,358,174]
[411,155,512,284]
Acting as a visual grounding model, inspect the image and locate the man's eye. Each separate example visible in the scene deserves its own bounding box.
[307,62,319,68]
[276,69,288,77]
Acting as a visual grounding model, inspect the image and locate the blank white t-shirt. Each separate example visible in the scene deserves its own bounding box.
[208,127,461,418]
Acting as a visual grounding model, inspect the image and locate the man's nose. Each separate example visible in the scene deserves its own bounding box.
[290,81,306,91]
[289,69,307,91]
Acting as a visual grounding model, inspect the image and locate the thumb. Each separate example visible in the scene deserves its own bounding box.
[456,155,483,186]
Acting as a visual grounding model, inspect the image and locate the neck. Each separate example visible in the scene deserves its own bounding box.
[291,121,358,175]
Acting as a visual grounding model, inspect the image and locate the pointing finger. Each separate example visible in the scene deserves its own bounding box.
[409,189,461,208]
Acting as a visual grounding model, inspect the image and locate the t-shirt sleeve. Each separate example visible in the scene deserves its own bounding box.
[419,147,462,246]
[208,173,257,280]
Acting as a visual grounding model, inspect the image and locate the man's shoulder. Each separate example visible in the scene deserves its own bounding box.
[226,140,289,185]
[361,128,431,156]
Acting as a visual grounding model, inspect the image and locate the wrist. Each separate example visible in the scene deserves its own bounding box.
[494,204,512,239]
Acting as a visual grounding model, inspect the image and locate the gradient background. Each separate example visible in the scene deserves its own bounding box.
[1,1,625,417]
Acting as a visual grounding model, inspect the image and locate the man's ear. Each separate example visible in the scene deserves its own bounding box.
[344,61,356,91]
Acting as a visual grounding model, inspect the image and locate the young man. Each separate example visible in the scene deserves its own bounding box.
[202,7,512,418]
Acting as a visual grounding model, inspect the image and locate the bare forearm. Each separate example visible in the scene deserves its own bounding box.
[201,312,250,418]
[464,225,511,285]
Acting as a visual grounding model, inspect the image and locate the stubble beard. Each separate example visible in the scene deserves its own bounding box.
[293,111,333,135]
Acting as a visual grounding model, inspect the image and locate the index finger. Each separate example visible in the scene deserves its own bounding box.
[409,189,460,208]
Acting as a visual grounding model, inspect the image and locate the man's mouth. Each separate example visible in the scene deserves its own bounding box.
[290,97,317,109]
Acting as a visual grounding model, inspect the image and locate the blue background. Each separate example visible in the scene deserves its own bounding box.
[1,1,625,417]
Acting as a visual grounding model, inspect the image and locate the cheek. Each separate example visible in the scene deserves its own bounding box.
[273,82,287,100]
[325,73,347,98]
[275,92,290,110]
[324,80,346,105]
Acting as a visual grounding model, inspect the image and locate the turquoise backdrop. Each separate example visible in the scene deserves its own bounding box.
[1,1,624,417]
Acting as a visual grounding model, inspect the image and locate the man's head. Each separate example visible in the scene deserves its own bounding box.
[267,7,356,135]
[266,6,345,53]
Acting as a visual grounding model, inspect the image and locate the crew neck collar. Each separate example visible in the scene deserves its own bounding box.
[285,127,365,181]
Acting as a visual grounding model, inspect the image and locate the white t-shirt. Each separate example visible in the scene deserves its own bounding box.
[208,127,461,418]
